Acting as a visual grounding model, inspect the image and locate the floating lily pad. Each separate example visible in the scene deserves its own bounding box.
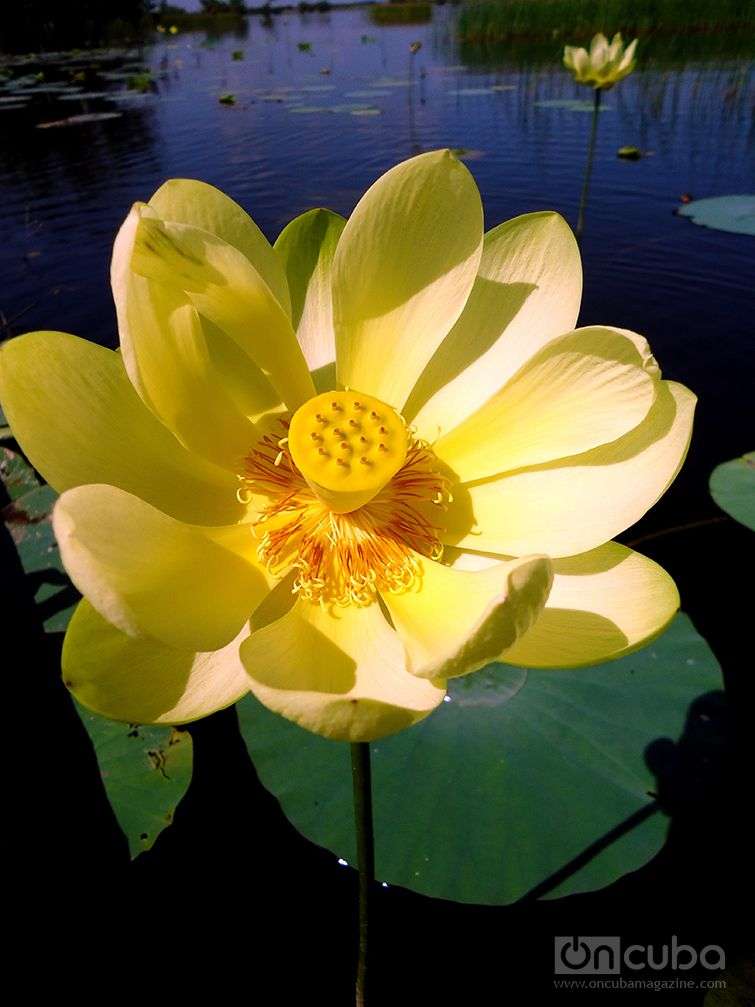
[618,145,642,159]
[99,70,137,81]
[288,103,376,115]
[370,76,410,88]
[36,111,122,128]
[108,90,155,102]
[218,93,236,105]
[677,195,755,237]
[58,91,112,101]
[535,98,611,111]
[709,452,755,530]
[13,85,84,96]
[345,90,391,99]
[75,708,193,858]
[239,614,720,905]
[1,447,75,633]
[454,86,501,96]
[258,92,304,103]
[287,104,330,114]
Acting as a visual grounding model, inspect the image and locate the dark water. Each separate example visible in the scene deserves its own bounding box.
[1,7,754,531]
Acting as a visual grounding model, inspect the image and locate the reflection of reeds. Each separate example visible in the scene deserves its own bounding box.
[369,3,433,27]
[459,0,755,62]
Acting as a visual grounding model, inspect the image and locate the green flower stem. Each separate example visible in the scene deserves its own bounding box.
[576,87,602,238]
[351,741,375,1007]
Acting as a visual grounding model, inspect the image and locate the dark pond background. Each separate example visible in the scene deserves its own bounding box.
[2,6,753,1002]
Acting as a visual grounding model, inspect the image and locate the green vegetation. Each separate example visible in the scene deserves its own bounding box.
[458,0,755,63]
[128,70,153,92]
[369,4,432,27]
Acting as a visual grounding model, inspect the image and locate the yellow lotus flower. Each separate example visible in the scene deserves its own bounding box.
[564,32,638,90]
[0,151,694,742]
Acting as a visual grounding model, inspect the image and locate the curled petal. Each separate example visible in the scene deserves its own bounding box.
[382,552,553,679]
[54,485,273,652]
[64,600,251,724]
[148,177,291,315]
[240,600,446,741]
[130,206,314,410]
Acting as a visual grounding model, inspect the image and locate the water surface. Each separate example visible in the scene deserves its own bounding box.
[1,8,753,528]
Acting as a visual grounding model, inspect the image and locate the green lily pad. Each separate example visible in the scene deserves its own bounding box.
[239,614,720,905]
[677,195,755,237]
[709,452,755,530]
[1,447,75,633]
[36,112,122,128]
[454,86,506,96]
[58,91,112,101]
[369,76,410,88]
[535,98,610,111]
[345,90,391,99]
[0,448,192,851]
[618,145,642,159]
[13,84,83,95]
[287,104,331,115]
[76,708,193,857]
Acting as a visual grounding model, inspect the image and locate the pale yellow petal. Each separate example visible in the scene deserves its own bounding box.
[149,177,291,315]
[407,211,582,439]
[590,33,609,69]
[443,381,696,558]
[499,542,680,668]
[111,269,258,471]
[382,552,552,680]
[240,600,446,741]
[111,208,278,463]
[0,330,241,524]
[274,207,346,376]
[433,326,659,482]
[333,150,483,409]
[130,207,314,410]
[571,47,590,81]
[63,600,251,724]
[53,484,273,652]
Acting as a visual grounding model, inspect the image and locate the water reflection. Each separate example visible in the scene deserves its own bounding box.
[1,6,753,518]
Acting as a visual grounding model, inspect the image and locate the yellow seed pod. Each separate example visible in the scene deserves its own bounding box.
[288,390,408,513]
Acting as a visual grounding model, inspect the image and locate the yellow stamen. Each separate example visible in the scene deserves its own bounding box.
[240,416,449,608]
